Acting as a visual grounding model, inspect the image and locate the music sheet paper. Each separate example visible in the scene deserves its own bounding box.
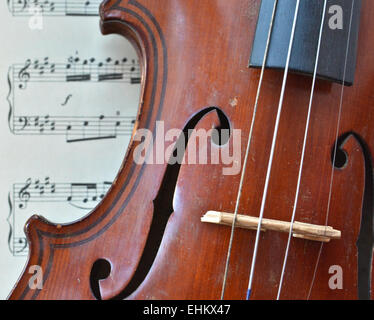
[0,1,141,299]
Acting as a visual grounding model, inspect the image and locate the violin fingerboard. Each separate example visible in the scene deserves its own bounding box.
[249,0,362,86]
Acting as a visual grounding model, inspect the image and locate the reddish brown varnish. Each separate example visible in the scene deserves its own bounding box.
[8,0,374,300]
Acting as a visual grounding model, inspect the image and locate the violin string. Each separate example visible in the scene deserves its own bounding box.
[246,0,301,300]
[220,0,279,300]
[307,0,356,300]
[276,0,328,300]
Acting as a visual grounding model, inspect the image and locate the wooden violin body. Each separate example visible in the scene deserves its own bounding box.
[8,0,374,299]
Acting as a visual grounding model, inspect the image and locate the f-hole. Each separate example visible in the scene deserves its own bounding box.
[333,132,374,300]
[90,258,112,300]
[110,106,230,299]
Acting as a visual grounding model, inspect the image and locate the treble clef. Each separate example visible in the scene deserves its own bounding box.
[18,59,31,90]
[18,178,32,209]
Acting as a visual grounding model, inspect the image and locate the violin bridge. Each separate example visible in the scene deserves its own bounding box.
[201,211,341,243]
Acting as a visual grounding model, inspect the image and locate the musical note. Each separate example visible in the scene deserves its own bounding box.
[10,237,28,255]
[130,59,141,84]
[100,182,112,200]
[67,183,99,208]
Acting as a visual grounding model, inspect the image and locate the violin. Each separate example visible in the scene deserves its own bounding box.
[8,0,374,300]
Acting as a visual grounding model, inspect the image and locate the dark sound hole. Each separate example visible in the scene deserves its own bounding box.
[211,108,231,146]
[333,148,348,169]
[90,258,111,300]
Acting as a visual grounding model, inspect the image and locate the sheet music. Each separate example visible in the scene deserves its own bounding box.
[8,0,102,16]
[0,1,140,299]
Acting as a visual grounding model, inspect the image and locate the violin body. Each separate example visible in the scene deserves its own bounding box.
[8,0,374,300]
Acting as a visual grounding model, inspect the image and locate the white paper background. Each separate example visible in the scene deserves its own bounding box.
[0,1,140,299]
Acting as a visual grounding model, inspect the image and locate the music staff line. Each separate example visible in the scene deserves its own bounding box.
[7,0,101,16]
[14,58,141,88]
[11,115,136,142]
[8,56,139,142]
[9,178,113,256]
[15,179,112,207]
